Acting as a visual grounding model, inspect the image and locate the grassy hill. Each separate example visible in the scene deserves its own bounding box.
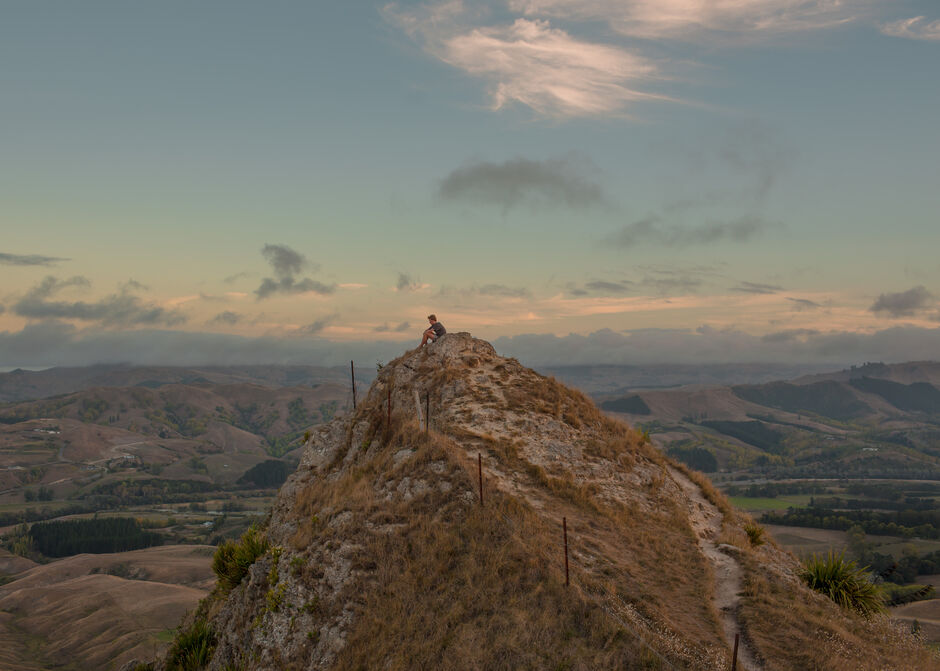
[0,545,213,671]
[596,362,940,479]
[152,335,935,670]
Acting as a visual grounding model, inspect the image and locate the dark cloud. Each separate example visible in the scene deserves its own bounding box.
[787,297,823,311]
[255,277,336,299]
[374,321,411,333]
[255,244,335,299]
[262,244,310,278]
[438,156,604,212]
[12,276,185,327]
[0,252,69,266]
[209,311,243,326]
[869,286,935,318]
[396,273,421,292]
[0,305,5,315]
[606,214,775,249]
[298,315,337,335]
[730,281,783,295]
[585,281,633,295]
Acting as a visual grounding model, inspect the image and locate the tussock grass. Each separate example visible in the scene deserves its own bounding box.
[166,618,215,671]
[801,551,884,617]
[737,552,936,670]
[211,526,269,593]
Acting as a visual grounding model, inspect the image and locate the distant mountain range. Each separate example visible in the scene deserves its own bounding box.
[0,363,375,404]
[595,361,940,479]
[542,362,840,394]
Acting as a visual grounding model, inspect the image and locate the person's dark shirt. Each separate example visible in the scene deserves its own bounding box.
[430,322,446,337]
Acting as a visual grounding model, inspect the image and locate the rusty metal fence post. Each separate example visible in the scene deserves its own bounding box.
[350,360,356,410]
[563,517,570,587]
[731,632,739,671]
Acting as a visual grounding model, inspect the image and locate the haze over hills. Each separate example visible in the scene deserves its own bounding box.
[597,360,940,479]
[151,334,934,670]
[0,364,376,404]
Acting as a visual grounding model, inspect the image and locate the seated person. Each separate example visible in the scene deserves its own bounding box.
[420,314,446,346]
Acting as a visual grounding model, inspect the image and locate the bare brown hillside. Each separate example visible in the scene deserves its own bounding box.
[0,545,214,671]
[164,334,937,670]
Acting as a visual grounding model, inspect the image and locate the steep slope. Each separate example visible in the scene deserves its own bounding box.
[174,334,935,670]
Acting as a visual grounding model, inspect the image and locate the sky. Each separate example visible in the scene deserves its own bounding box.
[1,0,939,368]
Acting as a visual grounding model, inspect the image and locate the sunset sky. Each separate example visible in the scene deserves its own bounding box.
[2,0,939,367]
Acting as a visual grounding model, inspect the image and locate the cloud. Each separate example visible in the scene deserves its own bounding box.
[730,281,783,294]
[478,284,530,298]
[760,328,820,343]
[12,276,186,327]
[881,16,940,41]
[606,214,775,248]
[786,297,823,311]
[438,156,605,211]
[0,321,409,368]
[869,285,936,318]
[374,321,412,333]
[387,4,670,118]
[494,325,940,367]
[298,315,338,335]
[223,271,252,284]
[0,305,5,315]
[5,321,940,369]
[396,273,422,293]
[508,0,861,41]
[209,311,243,326]
[255,244,335,299]
[0,252,70,267]
[570,280,634,296]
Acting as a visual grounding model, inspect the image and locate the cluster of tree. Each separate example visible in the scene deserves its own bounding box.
[238,459,292,487]
[83,478,218,506]
[0,503,94,527]
[665,445,717,473]
[700,420,785,454]
[599,395,651,415]
[810,496,935,512]
[764,507,940,539]
[849,377,940,414]
[724,482,828,498]
[23,486,54,502]
[27,517,163,557]
[848,526,940,583]
[732,380,871,421]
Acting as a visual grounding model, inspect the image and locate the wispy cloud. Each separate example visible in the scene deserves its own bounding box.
[0,251,69,267]
[787,297,823,311]
[869,285,936,318]
[209,311,243,326]
[297,314,338,335]
[374,321,412,333]
[731,281,783,294]
[12,276,186,327]
[508,0,861,41]
[255,244,336,300]
[387,2,671,118]
[438,156,605,211]
[881,16,940,41]
[606,214,775,248]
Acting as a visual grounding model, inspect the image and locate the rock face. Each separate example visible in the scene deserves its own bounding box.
[182,334,937,671]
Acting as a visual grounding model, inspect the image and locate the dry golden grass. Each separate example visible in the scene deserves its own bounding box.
[738,554,939,670]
